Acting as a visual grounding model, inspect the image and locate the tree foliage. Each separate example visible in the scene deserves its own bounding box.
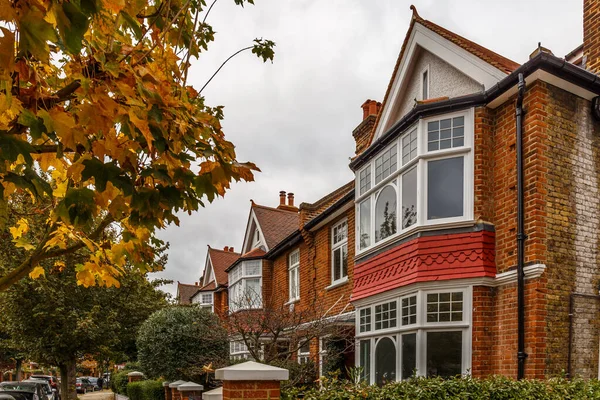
[0,0,275,290]
[137,305,228,381]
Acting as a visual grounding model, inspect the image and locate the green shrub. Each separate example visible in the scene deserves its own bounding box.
[111,371,129,395]
[127,381,144,400]
[140,380,165,400]
[125,380,165,400]
[282,375,600,400]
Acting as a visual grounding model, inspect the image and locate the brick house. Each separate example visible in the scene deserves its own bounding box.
[189,246,240,318]
[224,189,356,372]
[350,2,600,384]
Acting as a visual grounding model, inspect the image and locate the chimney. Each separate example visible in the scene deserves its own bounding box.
[279,191,286,206]
[353,99,382,156]
[229,247,234,252]
[277,190,299,212]
[584,0,600,73]
[223,246,229,252]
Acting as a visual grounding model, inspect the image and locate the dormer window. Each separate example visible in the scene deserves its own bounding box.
[356,109,473,254]
[228,260,262,312]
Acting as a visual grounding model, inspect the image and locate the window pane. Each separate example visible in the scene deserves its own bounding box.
[246,278,262,308]
[333,248,341,281]
[375,337,396,386]
[401,333,416,379]
[402,128,417,165]
[375,186,397,243]
[359,200,371,249]
[374,145,398,184]
[359,340,371,382]
[427,117,466,151]
[427,157,464,220]
[426,291,463,323]
[426,331,462,378]
[360,167,371,195]
[244,260,261,276]
[402,167,417,229]
[342,244,348,278]
[422,70,428,100]
[360,308,371,333]
[401,295,417,325]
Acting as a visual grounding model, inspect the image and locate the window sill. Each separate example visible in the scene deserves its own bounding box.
[285,298,299,306]
[326,278,349,291]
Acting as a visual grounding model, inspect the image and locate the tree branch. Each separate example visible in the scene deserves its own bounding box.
[198,46,252,93]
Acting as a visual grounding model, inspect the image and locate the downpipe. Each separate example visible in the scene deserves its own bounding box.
[516,73,528,380]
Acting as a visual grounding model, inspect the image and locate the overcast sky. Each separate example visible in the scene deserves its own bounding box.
[152,0,583,296]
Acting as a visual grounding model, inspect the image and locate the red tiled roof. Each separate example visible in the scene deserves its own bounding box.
[252,204,299,250]
[208,247,240,286]
[177,282,200,305]
[299,181,354,225]
[198,281,216,292]
[241,247,267,259]
[352,230,496,301]
[368,5,520,149]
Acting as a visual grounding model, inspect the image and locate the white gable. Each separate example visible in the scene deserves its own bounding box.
[240,208,268,254]
[202,253,215,286]
[375,22,509,140]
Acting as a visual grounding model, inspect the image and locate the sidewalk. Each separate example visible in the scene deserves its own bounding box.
[80,390,115,400]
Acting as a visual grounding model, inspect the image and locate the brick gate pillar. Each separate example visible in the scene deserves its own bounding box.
[178,382,204,400]
[127,372,144,383]
[169,380,186,400]
[163,381,172,400]
[215,361,288,400]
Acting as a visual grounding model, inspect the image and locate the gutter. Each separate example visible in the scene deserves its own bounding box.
[350,52,600,171]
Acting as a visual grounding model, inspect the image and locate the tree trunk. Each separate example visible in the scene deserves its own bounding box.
[15,359,22,381]
[59,361,77,400]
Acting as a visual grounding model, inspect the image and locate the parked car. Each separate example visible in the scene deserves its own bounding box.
[29,376,59,397]
[75,378,94,394]
[84,378,100,392]
[23,381,52,400]
[0,381,46,400]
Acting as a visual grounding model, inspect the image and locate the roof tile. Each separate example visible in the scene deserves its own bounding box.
[208,247,240,286]
[252,204,299,250]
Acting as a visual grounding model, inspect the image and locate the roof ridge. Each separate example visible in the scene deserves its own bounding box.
[178,282,199,288]
[209,247,241,255]
[252,203,299,214]
[299,180,354,211]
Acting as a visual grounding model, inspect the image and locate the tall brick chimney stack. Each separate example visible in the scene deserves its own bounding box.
[353,99,382,156]
[277,191,298,212]
[584,0,600,73]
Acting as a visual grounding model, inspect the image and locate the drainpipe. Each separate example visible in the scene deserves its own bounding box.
[516,73,528,380]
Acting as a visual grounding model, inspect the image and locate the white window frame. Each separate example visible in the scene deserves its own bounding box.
[230,340,250,361]
[355,285,472,384]
[297,341,311,365]
[228,260,263,312]
[198,292,214,312]
[288,249,300,302]
[251,227,262,248]
[355,108,474,256]
[330,219,348,286]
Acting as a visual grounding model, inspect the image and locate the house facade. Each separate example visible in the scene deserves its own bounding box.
[351,2,600,384]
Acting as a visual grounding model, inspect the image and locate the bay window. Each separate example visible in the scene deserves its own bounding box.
[228,260,262,312]
[199,292,213,312]
[356,110,473,253]
[331,219,348,284]
[356,287,471,384]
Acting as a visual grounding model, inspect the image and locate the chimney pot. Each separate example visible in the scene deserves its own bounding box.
[223,246,229,252]
[287,192,295,207]
[229,247,234,252]
[279,191,286,206]
[361,99,382,121]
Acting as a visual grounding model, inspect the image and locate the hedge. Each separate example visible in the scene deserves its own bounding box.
[111,371,129,395]
[127,380,165,400]
[282,375,600,400]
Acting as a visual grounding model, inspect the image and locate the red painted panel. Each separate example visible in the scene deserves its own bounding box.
[353,230,496,301]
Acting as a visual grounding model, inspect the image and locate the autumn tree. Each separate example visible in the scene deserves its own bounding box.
[0,254,169,400]
[0,0,274,290]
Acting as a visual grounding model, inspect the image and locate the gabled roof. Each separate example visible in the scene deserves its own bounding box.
[207,247,240,286]
[176,282,200,305]
[251,204,299,250]
[369,5,520,147]
[240,247,267,259]
[299,181,354,225]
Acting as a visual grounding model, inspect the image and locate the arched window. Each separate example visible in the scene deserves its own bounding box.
[375,186,397,243]
[375,337,396,386]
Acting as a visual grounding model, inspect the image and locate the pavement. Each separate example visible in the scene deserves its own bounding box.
[80,390,114,400]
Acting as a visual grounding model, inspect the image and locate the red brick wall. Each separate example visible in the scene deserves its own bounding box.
[222,380,281,400]
[584,0,600,73]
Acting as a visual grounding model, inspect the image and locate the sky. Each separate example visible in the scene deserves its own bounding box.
[152,0,584,296]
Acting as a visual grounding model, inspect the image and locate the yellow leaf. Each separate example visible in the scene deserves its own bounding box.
[0,93,23,130]
[53,260,66,272]
[128,109,153,151]
[48,109,77,150]
[9,218,29,239]
[76,268,96,287]
[29,266,45,279]
[13,237,35,250]
[51,168,68,198]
